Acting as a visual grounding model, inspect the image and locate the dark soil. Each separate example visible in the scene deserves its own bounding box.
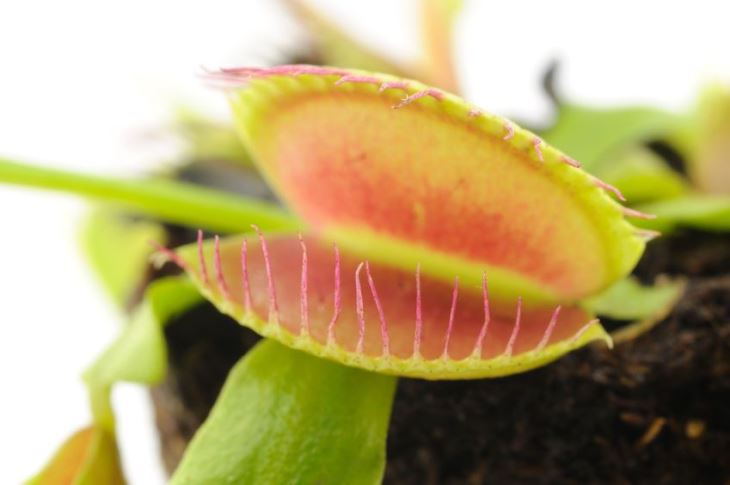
[385,276,730,485]
[146,229,730,483]
[383,232,730,485]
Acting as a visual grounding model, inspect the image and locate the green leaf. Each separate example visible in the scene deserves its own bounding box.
[685,84,730,193]
[541,104,682,172]
[26,426,125,485]
[171,340,397,485]
[173,107,254,166]
[0,157,301,233]
[583,276,684,321]
[595,147,689,204]
[81,208,167,308]
[635,194,730,232]
[84,276,202,429]
[28,277,201,483]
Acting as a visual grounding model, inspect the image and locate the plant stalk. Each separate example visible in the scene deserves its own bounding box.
[0,157,301,233]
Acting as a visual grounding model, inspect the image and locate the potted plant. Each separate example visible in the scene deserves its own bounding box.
[2,1,728,482]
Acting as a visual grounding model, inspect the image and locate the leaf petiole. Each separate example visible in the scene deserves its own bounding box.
[0,157,302,233]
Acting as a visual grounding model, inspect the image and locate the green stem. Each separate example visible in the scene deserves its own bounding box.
[0,157,302,233]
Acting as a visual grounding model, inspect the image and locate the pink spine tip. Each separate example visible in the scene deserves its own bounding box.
[622,207,657,220]
[221,65,347,78]
[532,136,544,162]
[197,229,209,284]
[240,239,252,313]
[365,262,390,357]
[593,178,626,201]
[213,235,231,301]
[536,305,561,352]
[635,229,661,242]
[393,88,444,109]
[378,80,410,93]
[209,65,353,87]
[570,319,599,344]
[504,297,522,357]
[472,272,491,358]
[560,155,582,168]
[355,262,366,355]
[503,122,515,140]
[327,244,342,346]
[149,241,189,272]
[335,74,380,86]
[441,277,459,359]
[413,263,423,358]
[252,225,279,322]
[299,235,309,336]
[427,88,445,100]
[468,107,482,118]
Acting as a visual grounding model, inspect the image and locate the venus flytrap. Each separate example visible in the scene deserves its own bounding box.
[157,65,657,482]
[2,65,653,482]
[166,65,650,380]
[0,2,699,480]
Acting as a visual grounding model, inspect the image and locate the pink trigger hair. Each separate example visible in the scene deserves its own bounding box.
[213,235,231,302]
[197,229,209,284]
[365,262,390,357]
[240,239,252,312]
[252,225,279,323]
[413,264,423,358]
[503,297,522,357]
[355,262,366,354]
[471,272,491,358]
[299,234,310,336]
[326,244,342,346]
[441,277,460,359]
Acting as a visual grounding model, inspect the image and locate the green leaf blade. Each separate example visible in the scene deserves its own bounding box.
[81,209,167,308]
[171,340,397,485]
[583,277,684,321]
[635,194,730,232]
[83,277,203,429]
[541,104,682,172]
[26,427,125,485]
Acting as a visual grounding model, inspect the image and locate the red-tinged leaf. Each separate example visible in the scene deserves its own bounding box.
[213,65,645,304]
[169,234,610,379]
[28,427,124,485]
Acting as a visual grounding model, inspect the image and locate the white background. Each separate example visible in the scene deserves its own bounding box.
[1,1,729,483]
